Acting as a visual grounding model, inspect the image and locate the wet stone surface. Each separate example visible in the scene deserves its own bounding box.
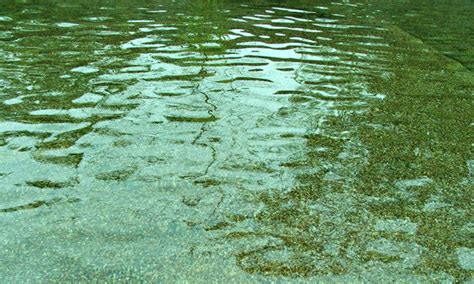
[0,0,473,282]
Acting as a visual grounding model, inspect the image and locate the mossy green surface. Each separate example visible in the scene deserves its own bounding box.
[221,10,473,281]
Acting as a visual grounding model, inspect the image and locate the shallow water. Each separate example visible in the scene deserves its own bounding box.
[0,0,473,282]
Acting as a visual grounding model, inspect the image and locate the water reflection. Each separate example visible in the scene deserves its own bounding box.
[0,0,472,282]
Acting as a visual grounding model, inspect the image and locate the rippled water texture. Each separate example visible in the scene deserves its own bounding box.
[1,0,473,282]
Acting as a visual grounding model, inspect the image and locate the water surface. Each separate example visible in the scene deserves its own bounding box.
[0,0,473,282]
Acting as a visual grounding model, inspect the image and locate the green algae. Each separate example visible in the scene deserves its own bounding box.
[217,9,473,281]
[338,25,472,280]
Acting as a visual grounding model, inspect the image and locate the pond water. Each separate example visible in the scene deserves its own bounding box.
[0,0,473,282]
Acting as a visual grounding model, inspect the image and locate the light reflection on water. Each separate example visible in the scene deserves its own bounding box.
[0,0,472,282]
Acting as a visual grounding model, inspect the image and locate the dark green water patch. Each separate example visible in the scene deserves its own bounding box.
[0,197,80,213]
[26,178,78,189]
[32,152,84,168]
[95,169,136,182]
[165,115,218,123]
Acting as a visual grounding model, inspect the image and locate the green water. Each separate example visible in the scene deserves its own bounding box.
[0,0,472,282]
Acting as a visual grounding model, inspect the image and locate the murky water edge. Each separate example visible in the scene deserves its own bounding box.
[0,0,472,282]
